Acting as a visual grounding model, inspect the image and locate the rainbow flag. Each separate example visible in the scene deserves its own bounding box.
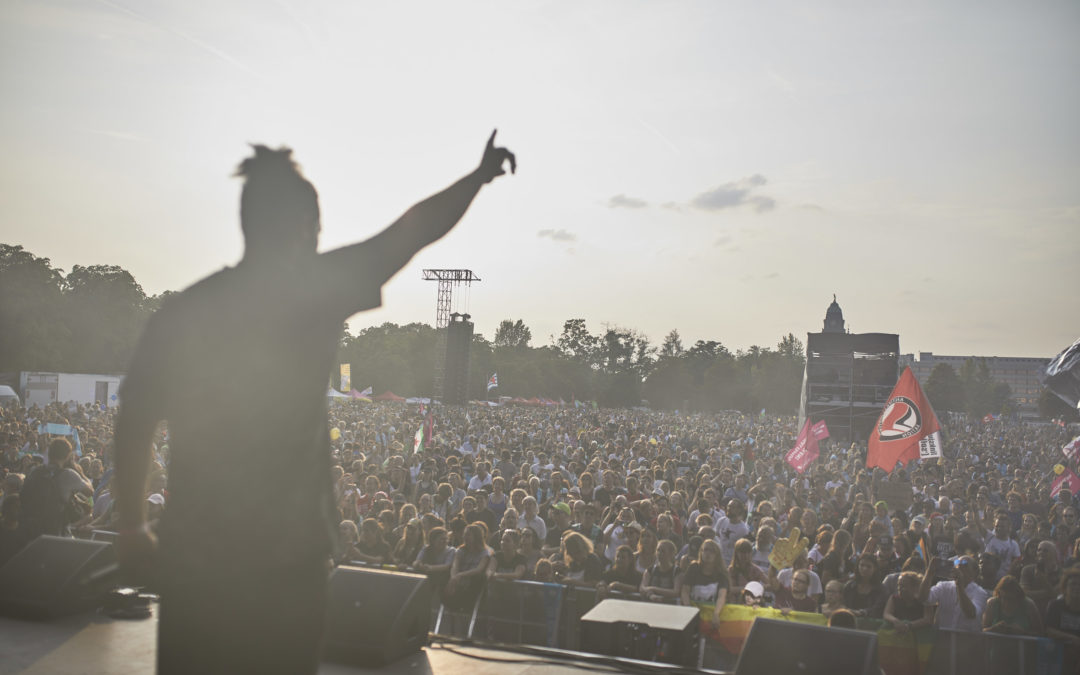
[696,605,933,675]
[696,604,825,654]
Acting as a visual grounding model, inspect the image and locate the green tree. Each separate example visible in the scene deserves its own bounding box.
[925,363,965,412]
[659,329,684,359]
[493,318,532,349]
[776,333,805,368]
[0,245,68,370]
[556,318,598,365]
[339,322,439,396]
[62,263,149,372]
[958,358,1013,417]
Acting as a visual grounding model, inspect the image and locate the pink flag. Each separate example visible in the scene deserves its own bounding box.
[1051,468,1080,498]
[786,419,824,474]
[811,420,830,441]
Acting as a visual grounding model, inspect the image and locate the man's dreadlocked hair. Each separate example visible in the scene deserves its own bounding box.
[235,145,320,254]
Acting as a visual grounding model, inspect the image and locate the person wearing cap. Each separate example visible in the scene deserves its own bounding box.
[910,513,928,534]
[741,580,766,607]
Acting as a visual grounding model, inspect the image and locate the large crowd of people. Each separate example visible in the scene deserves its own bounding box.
[2,398,1079,665]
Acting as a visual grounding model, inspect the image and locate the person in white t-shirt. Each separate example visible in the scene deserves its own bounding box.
[920,555,989,632]
[603,508,637,562]
[715,499,750,565]
[517,496,547,542]
[984,515,1021,583]
[467,462,493,492]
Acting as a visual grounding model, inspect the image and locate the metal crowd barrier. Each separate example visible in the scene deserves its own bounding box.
[252,559,1077,673]
[925,628,1055,675]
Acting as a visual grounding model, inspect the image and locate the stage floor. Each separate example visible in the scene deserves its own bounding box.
[1,610,695,675]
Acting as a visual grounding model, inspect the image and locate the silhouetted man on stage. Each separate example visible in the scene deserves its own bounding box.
[114,131,515,674]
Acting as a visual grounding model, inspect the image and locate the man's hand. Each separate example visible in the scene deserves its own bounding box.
[476,130,516,184]
[116,527,158,587]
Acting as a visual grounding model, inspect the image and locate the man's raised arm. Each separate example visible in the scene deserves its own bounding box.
[323,130,515,293]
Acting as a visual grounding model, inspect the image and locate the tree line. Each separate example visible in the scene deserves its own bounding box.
[0,245,167,374]
[340,318,808,412]
[1,245,810,412]
[5,243,1062,418]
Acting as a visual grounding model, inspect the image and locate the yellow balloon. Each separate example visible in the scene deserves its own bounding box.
[330,427,341,441]
[1054,464,1065,475]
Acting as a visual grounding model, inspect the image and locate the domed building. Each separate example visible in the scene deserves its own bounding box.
[823,295,845,333]
[800,297,899,443]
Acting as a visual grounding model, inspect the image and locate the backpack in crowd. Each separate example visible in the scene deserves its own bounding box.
[20,465,71,537]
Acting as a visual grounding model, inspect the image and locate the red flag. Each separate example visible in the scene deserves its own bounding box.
[786,418,829,474]
[867,367,943,473]
[1051,468,1080,498]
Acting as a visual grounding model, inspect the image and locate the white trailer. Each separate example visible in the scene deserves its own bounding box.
[20,372,124,408]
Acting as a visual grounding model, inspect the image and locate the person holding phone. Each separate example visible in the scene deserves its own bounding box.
[919,555,990,631]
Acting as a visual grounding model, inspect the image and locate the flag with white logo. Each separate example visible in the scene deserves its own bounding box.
[1051,468,1080,498]
[867,367,943,472]
[785,419,830,473]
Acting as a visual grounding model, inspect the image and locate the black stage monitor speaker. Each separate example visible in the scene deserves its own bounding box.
[580,598,700,666]
[323,566,433,666]
[0,535,117,619]
[735,618,879,675]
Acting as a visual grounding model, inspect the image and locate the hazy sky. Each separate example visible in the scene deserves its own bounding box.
[2,1,1077,359]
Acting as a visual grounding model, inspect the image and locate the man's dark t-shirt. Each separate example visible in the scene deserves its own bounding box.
[467,508,497,533]
[119,256,381,568]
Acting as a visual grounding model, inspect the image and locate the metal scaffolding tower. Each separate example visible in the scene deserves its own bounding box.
[423,269,480,401]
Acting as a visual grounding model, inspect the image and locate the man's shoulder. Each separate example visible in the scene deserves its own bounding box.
[58,467,87,486]
[932,578,955,588]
